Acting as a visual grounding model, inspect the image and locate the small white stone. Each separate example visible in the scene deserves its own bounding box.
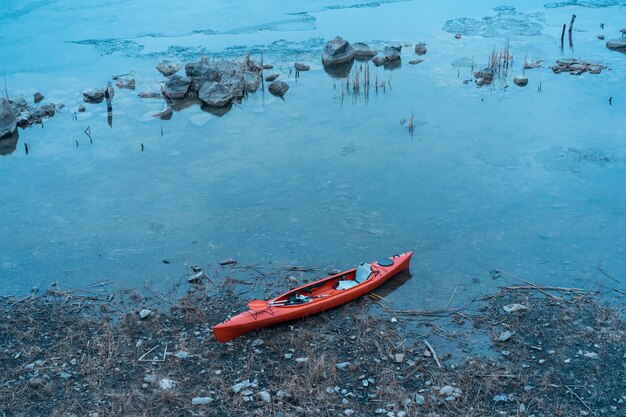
[345,410,354,416]
[284,353,293,359]
[336,362,351,369]
[139,309,152,319]
[175,351,191,359]
[192,397,214,405]
[503,304,527,313]
[498,331,513,342]
[159,378,175,390]
[415,394,425,405]
[390,317,398,323]
[258,390,271,403]
[295,357,308,363]
[395,353,405,363]
[251,338,264,347]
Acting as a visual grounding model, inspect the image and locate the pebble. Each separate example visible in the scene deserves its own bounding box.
[295,357,309,363]
[139,309,152,319]
[284,353,293,359]
[395,353,405,363]
[59,372,71,379]
[77,105,86,112]
[345,410,354,416]
[583,351,598,359]
[258,391,271,402]
[501,350,510,356]
[390,317,398,323]
[336,362,351,370]
[493,394,508,403]
[498,331,513,342]
[70,358,77,366]
[503,304,527,313]
[232,379,258,393]
[415,394,426,405]
[220,258,237,266]
[175,351,191,359]
[159,378,175,390]
[513,76,529,87]
[192,397,214,405]
[251,338,264,347]
[564,358,571,364]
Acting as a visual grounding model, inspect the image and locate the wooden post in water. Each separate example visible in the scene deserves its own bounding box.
[568,14,576,48]
[560,24,566,49]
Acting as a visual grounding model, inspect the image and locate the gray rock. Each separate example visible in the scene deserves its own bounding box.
[265,74,279,82]
[513,76,528,87]
[82,88,105,103]
[336,361,351,369]
[10,95,29,114]
[0,131,18,156]
[258,391,271,403]
[268,80,289,97]
[78,105,86,112]
[232,379,258,393]
[414,394,425,405]
[0,98,18,138]
[476,77,487,87]
[408,59,424,65]
[162,75,191,99]
[493,394,508,403]
[322,36,355,67]
[219,73,245,98]
[198,82,233,107]
[383,44,402,61]
[597,34,605,40]
[263,64,273,70]
[192,397,214,405]
[138,91,162,99]
[352,42,377,59]
[606,38,626,51]
[59,372,71,379]
[139,309,152,319]
[251,338,264,347]
[32,103,55,120]
[156,60,182,77]
[294,62,310,71]
[503,304,527,313]
[33,92,44,103]
[481,67,494,82]
[115,78,136,90]
[372,56,385,66]
[498,331,513,342]
[243,71,261,92]
[414,42,427,55]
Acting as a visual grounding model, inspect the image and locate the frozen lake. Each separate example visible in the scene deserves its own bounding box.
[1,0,625,310]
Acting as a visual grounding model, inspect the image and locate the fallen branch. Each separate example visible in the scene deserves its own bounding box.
[424,340,442,368]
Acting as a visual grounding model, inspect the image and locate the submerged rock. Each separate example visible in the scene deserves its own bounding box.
[82,88,105,103]
[243,71,261,92]
[414,42,427,55]
[383,44,402,61]
[408,59,424,65]
[524,59,542,69]
[606,38,626,51]
[513,76,528,87]
[156,60,182,77]
[265,74,279,82]
[0,98,17,138]
[33,92,44,104]
[198,82,233,107]
[0,131,18,156]
[352,42,377,59]
[268,80,289,97]
[138,91,162,99]
[115,78,136,90]
[294,62,310,71]
[162,75,191,99]
[153,107,173,120]
[322,36,355,67]
[77,105,86,112]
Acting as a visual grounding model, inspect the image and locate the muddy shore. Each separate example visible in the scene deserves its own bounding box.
[1,267,624,417]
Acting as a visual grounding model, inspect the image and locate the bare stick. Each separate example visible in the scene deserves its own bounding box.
[424,340,442,368]
[568,15,576,48]
[598,267,619,283]
[565,386,598,417]
[446,283,459,309]
[560,24,566,49]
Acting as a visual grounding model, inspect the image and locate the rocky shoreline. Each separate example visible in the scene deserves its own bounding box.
[0,265,624,416]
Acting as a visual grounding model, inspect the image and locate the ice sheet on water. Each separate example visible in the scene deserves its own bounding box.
[443,8,544,37]
[544,0,624,8]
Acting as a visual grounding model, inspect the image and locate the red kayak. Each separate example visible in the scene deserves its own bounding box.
[213,252,413,342]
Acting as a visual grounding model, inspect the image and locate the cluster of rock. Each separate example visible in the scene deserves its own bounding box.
[1,93,59,136]
[551,58,606,75]
[321,36,427,69]
[472,67,495,86]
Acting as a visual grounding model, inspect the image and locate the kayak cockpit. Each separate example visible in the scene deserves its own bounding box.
[271,263,373,306]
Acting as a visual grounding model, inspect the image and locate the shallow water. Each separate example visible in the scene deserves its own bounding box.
[1,0,625,311]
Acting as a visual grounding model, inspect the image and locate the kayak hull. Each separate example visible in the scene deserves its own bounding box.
[213,252,413,342]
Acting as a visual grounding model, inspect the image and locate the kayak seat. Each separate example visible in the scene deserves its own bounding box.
[335,263,371,290]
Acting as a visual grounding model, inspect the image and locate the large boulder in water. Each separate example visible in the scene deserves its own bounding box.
[352,42,377,59]
[322,36,355,67]
[220,73,245,98]
[198,82,233,107]
[383,44,402,61]
[0,131,18,156]
[162,75,191,99]
[0,98,17,138]
[606,39,626,51]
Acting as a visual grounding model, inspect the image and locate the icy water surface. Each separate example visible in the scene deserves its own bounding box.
[1,0,625,310]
